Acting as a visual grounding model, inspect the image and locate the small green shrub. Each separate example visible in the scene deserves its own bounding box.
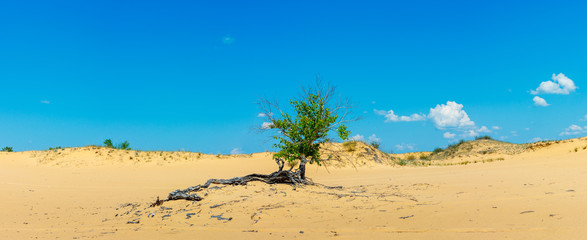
[406,155,416,160]
[475,135,492,140]
[447,139,466,149]
[103,139,130,150]
[369,141,380,150]
[118,141,131,150]
[49,146,63,150]
[432,148,443,154]
[419,154,428,160]
[1,146,14,152]
[104,139,113,148]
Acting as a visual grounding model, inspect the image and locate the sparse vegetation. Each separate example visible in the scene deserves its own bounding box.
[475,135,492,140]
[343,141,358,152]
[104,139,113,148]
[49,146,63,151]
[103,139,131,150]
[395,157,506,167]
[1,146,13,152]
[369,141,380,150]
[432,148,443,154]
[406,155,416,160]
[419,154,428,160]
[447,139,466,149]
[119,141,130,150]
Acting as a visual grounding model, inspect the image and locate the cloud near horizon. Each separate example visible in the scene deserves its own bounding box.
[368,134,381,143]
[230,148,243,155]
[428,101,475,129]
[377,101,493,139]
[350,133,381,143]
[531,73,577,95]
[350,134,364,141]
[395,143,415,151]
[560,124,587,136]
[373,109,426,122]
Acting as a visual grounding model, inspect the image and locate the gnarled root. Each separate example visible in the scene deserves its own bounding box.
[156,170,313,206]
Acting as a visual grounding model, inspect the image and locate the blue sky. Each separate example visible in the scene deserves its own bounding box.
[1,0,587,153]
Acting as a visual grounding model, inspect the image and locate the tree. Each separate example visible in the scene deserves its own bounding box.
[259,81,352,180]
[154,80,355,206]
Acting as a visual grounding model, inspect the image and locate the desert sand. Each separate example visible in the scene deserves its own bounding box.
[1,138,587,239]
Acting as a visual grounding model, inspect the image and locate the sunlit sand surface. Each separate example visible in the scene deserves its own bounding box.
[2,138,587,239]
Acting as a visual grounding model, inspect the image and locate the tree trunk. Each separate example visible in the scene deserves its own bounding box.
[299,155,307,180]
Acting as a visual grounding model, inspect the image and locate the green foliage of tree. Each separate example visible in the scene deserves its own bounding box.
[1,146,14,152]
[104,139,113,148]
[260,81,354,179]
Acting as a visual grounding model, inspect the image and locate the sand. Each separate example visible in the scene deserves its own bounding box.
[1,137,587,239]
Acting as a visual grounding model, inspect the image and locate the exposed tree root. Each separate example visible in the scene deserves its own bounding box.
[153,170,316,206]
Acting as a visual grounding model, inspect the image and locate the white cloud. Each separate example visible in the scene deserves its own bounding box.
[477,126,490,133]
[525,128,530,131]
[40,100,50,104]
[580,115,587,121]
[222,36,235,45]
[529,137,543,143]
[533,96,549,107]
[443,132,456,139]
[395,143,415,151]
[230,148,243,155]
[492,126,501,130]
[560,124,587,136]
[531,73,577,95]
[350,134,364,142]
[569,124,582,131]
[377,101,486,139]
[463,129,479,138]
[374,109,426,122]
[428,101,475,129]
[257,112,273,118]
[511,131,518,137]
[261,122,273,129]
[376,101,474,129]
[368,134,381,143]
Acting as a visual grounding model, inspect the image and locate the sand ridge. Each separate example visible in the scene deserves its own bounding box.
[1,137,587,239]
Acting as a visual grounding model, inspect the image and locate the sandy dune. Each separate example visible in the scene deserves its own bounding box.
[1,137,587,239]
